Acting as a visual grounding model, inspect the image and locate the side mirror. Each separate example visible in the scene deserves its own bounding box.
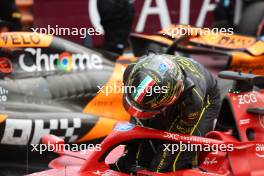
[247,107,264,115]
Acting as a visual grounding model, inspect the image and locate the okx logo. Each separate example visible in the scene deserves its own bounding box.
[19,48,103,72]
[0,87,8,102]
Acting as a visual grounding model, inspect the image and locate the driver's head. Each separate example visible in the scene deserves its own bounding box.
[123,54,184,119]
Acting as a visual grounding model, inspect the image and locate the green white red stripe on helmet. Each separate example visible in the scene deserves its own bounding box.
[132,75,156,103]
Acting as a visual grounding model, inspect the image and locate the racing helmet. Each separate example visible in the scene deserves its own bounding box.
[123,54,184,119]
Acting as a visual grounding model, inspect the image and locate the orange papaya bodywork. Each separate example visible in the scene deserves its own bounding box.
[229,52,264,75]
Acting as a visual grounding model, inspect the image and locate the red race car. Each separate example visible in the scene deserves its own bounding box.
[28,71,264,176]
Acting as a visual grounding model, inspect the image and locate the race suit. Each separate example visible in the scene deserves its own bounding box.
[113,56,221,173]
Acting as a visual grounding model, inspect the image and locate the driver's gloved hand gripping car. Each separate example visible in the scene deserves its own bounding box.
[111,54,221,173]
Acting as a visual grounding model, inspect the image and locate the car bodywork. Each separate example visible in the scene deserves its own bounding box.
[130,24,264,75]
[28,71,264,176]
[0,32,133,146]
[0,29,263,147]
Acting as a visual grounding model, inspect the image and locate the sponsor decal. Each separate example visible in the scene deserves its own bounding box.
[19,48,103,72]
[237,93,257,105]
[164,131,211,144]
[0,57,12,74]
[203,157,218,165]
[89,0,219,33]
[256,144,264,158]
[92,170,119,176]
[217,36,255,48]
[164,131,180,141]
[0,33,41,46]
[114,123,135,132]
[0,118,93,145]
[56,52,73,72]
[240,119,250,125]
[0,87,8,102]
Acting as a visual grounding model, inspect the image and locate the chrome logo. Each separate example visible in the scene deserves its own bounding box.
[57,52,73,72]
[19,48,103,72]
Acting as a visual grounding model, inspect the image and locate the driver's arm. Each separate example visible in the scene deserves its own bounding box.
[110,141,142,173]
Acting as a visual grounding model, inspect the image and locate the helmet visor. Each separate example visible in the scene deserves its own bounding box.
[123,95,160,119]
